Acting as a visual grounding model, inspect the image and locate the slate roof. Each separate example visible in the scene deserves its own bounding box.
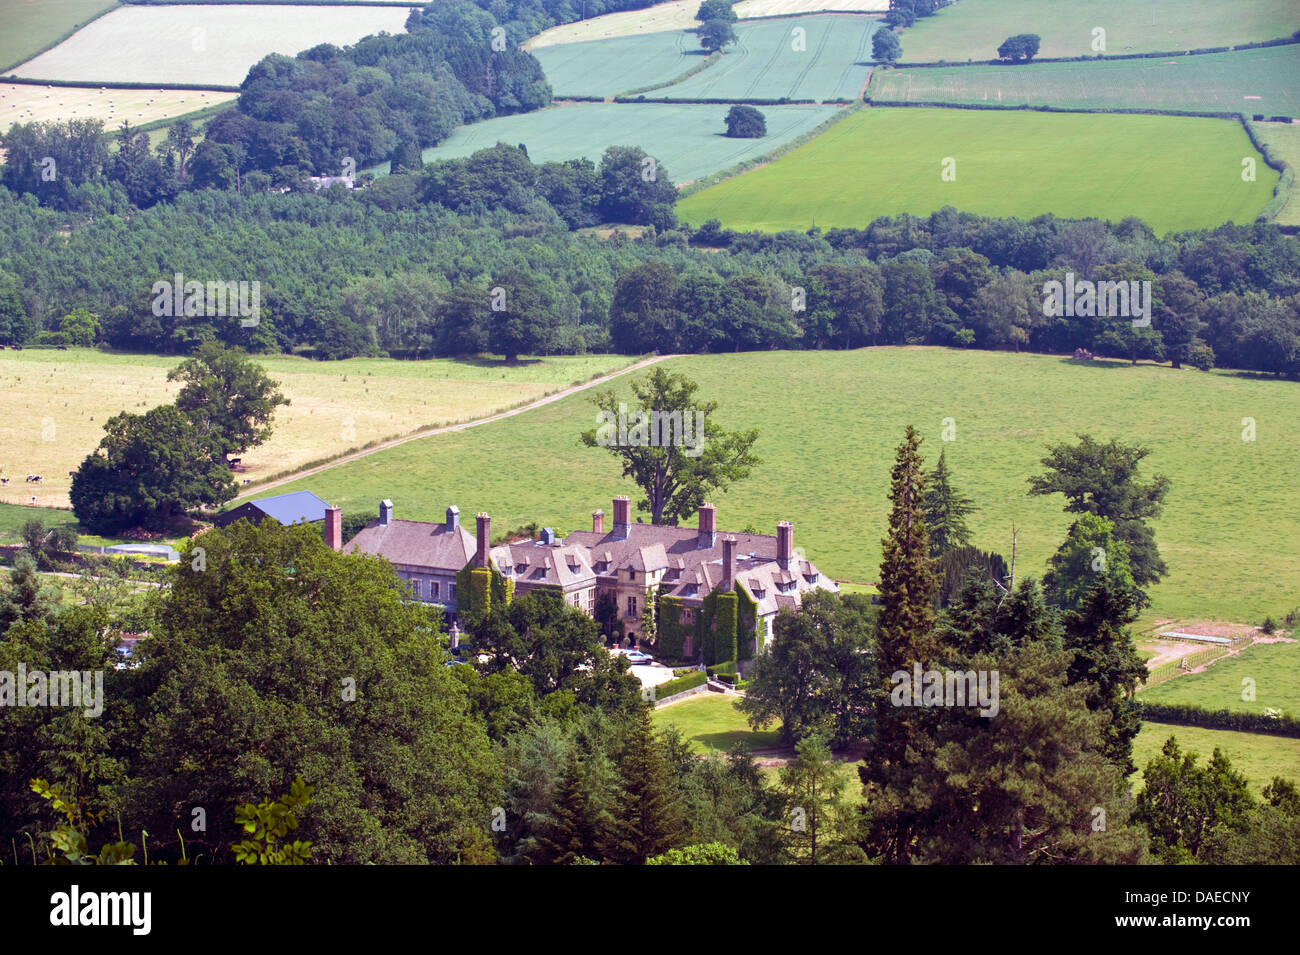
[344,518,476,570]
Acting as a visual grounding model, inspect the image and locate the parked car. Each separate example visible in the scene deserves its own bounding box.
[625,651,654,665]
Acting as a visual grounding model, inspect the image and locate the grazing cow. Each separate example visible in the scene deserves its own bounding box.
[26,474,41,483]
[242,479,251,485]
[68,471,75,477]
[0,477,8,485]
[229,458,242,465]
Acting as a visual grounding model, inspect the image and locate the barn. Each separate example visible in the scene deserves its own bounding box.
[212,490,332,529]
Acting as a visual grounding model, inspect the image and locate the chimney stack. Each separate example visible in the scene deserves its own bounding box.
[324,506,342,551]
[379,499,393,526]
[777,521,793,570]
[446,505,460,532]
[592,509,604,534]
[476,512,490,568]
[722,536,736,591]
[612,496,630,539]
[697,503,716,549]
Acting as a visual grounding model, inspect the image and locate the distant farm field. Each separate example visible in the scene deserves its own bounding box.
[677,108,1277,233]
[403,102,840,184]
[0,0,118,73]
[267,348,1300,624]
[871,46,1300,115]
[897,0,1300,63]
[1135,723,1300,794]
[8,5,412,86]
[532,29,705,98]
[1252,120,1300,226]
[0,83,237,133]
[1141,640,1300,716]
[0,349,636,508]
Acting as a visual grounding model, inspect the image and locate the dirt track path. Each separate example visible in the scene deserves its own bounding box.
[232,354,673,502]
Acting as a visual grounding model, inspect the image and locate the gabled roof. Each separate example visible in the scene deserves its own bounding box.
[249,490,330,525]
[344,519,476,571]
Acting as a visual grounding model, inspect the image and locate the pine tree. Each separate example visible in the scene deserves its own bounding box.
[606,710,685,864]
[923,449,975,558]
[537,747,595,865]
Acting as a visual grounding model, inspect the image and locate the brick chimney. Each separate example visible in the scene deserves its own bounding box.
[445,505,460,532]
[324,506,342,551]
[379,499,393,526]
[592,509,605,534]
[722,536,736,591]
[777,521,793,570]
[475,512,490,567]
[612,496,630,539]
[697,503,716,549]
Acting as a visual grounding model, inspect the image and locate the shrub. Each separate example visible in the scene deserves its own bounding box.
[654,670,707,699]
[1262,616,1277,634]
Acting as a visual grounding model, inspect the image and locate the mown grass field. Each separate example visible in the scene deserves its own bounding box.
[897,0,1300,63]
[524,0,885,50]
[652,694,782,754]
[267,348,1300,624]
[0,83,237,134]
[1135,722,1300,793]
[0,349,636,508]
[1141,640,1300,715]
[9,4,411,86]
[655,15,879,101]
[0,0,118,73]
[404,102,840,184]
[1252,120,1300,226]
[676,108,1277,234]
[870,46,1300,115]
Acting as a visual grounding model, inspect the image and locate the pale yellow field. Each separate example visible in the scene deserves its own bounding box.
[0,350,634,508]
[9,5,413,86]
[0,84,237,133]
[524,0,884,49]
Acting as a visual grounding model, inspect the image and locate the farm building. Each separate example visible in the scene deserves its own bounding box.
[337,495,838,657]
[213,490,333,529]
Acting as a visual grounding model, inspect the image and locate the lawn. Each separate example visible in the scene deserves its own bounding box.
[0,0,118,73]
[0,348,638,508]
[870,45,1300,115]
[1251,120,1300,226]
[1141,641,1300,716]
[0,83,237,135]
[676,108,1277,234]
[8,4,412,86]
[896,0,1300,63]
[390,102,841,184]
[651,693,782,753]
[267,348,1300,624]
[1134,722,1300,794]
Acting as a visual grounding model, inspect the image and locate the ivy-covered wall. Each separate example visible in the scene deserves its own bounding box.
[656,594,688,661]
[735,583,759,661]
[455,561,513,628]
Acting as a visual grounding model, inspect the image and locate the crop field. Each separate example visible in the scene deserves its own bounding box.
[897,0,1300,63]
[676,108,1277,234]
[0,349,636,508]
[265,348,1300,624]
[8,4,412,87]
[0,83,237,134]
[532,29,705,98]
[0,0,118,73]
[409,102,840,184]
[1141,640,1300,716]
[871,46,1300,115]
[1135,723,1300,794]
[653,15,879,101]
[524,0,884,50]
[1252,120,1300,226]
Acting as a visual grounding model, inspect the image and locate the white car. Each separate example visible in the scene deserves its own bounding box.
[624,651,654,665]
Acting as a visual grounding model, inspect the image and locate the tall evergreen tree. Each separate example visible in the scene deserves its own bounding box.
[923,449,975,558]
[606,710,686,864]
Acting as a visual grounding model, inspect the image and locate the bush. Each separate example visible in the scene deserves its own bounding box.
[724,105,767,138]
[654,670,707,699]
[1139,701,1300,738]
[1262,616,1277,634]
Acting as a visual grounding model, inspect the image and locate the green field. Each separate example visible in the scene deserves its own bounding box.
[652,694,782,753]
[395,102,840,185]
[1135,722,1300,794]
[1252,120,1300,226]
[677,108,1277,233]
[1142,641,1300,715]
[653,15,879,101]
[871,46,1300,115]
[0,0,118,73]
[897,0,1300,63]
[532,29,706,98]
[265,348,1300,624]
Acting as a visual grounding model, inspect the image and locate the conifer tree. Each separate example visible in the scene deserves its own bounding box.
[606,710,685,864]
[923,449,975,558]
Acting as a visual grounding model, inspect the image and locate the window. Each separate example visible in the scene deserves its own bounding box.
[411,579,422,599]
[450,584,456,601]
[627,596,638,618]
[432,581,440,600]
